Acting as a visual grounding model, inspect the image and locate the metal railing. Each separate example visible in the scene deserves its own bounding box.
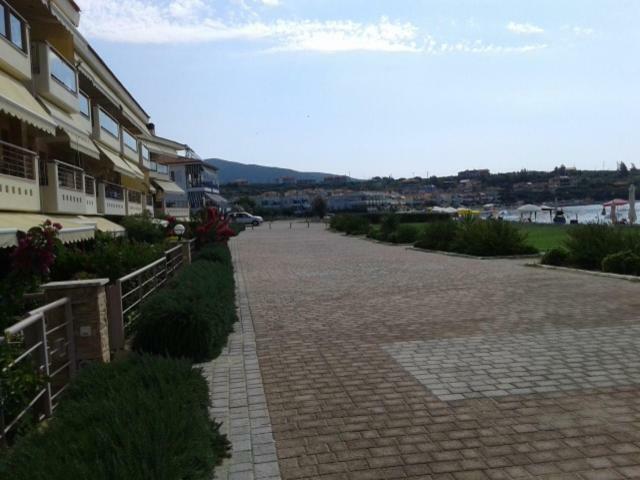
[104,182,124,201]
[128,190,142,204]
[106,242,191,351]
[84,175,95,196]
[0,140,37,180]
[1,297,76,446]
[56,161,83,191]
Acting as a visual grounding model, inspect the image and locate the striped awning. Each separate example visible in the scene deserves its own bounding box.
[74,215,125,236]
[152,178,185,195]
[0,70,56,134]
[0,213,95,248]
[95,143,144,180]
[40,98,100,160]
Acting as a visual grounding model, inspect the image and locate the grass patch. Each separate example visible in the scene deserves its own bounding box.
[515,224,571,252]
[0,355,229,480]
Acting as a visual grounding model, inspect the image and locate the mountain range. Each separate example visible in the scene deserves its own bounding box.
[205,158,341,184]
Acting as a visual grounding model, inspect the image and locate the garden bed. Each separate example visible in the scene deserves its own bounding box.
[0,355,230,479]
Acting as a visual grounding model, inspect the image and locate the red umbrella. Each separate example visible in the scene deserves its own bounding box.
[603,199,628,207]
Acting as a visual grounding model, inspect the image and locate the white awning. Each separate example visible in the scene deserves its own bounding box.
[152,178,185,195]
[40,98,100,160]
[205,192,229,205]
[0,213,95,248]
[0,70,56,134]
[95,143,144,180]
[75,215,126,236]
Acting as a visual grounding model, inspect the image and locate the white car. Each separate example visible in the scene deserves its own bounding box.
[229,212,264,226]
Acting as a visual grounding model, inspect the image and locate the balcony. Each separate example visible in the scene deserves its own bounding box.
[32,42,79,113]
[0,2,31,80]
[126,189,143,216]
[0,140,40,212]
[40,160,86,215]
[92,107,121,152]
[163,199,190,220]
[97,182,126,216]
[84,175,97,215]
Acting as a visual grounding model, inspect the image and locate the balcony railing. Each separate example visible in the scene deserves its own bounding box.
[98,182,126,216]
[57,162,83,191]
[127,190,143,216]
[40,160,86,215]
[0,140,36,180]
[84,175,97,215]
[0,140,40,211]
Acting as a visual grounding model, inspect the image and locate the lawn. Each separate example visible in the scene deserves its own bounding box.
[371,221,571,252]
[515,224,570,251]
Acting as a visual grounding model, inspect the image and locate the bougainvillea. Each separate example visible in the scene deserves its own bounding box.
[196,208,236,245]
[11,220,61,278]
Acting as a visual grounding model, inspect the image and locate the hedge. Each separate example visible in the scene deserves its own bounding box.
[415,218,537,256]
[131,244,236,362]
[0,355,229,480]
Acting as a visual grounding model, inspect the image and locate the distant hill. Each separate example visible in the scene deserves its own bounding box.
[205,158,342,184]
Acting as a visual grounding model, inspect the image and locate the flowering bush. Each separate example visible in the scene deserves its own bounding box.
[11,220,61,278]
[195,208,236,245]
[164,216,177,237]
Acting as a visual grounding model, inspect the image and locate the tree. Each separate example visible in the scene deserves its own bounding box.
[311,196,327,219]
[235,196,256,213]
[619,162,629,176]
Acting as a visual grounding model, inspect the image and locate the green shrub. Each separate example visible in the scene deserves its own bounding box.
[121,213,165,244]
[131,254,236,362]
[50,238,166,282]
[379,214,400,241]
[563,224,627,270]
[452,219,537,256]
[390,224,421,244]
[602,250,640,276]
[414,220,458,251]
[541,247,570,266]
[197,243,232,266]
[0,355,229,480]
[330,215,371,235]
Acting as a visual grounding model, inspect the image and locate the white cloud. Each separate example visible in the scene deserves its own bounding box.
[75,0,546,55]
[259,0,280,6]
[571,26,594,36]
[507,21,544,35]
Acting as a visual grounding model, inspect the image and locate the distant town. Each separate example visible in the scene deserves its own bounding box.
[220,163,640,216]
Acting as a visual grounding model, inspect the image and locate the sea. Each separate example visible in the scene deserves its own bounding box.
[500,202,640,225]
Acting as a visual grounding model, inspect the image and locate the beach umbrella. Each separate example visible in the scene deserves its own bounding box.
[629,185,637,225]
[603,199,628,207]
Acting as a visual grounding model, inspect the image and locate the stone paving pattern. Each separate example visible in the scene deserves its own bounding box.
[201,249,281,480]
[231,222,640,479]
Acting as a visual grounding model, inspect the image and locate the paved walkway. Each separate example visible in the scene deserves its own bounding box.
[224,222,640,480]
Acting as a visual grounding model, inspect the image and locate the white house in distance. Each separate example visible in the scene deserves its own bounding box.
[163,152,228,213]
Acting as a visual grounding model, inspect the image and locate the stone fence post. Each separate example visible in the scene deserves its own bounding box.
[41,279,111,367]
[179,239,192,265]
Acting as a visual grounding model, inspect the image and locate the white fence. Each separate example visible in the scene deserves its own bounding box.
[1,297,75,445]
[106,241,193,350]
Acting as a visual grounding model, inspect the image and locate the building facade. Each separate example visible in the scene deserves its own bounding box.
[0,0,195,246]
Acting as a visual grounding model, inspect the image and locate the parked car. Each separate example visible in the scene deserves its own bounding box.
[229,212,264,226]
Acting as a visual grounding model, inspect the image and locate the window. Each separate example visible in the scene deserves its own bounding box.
[98,108,119,138]
[0,2,27,53]
[49,47,77,93]
[141,145,150,168]
[123,129,137,153]
[157,163,168,174]
[170,171,175,181]
[9,13,23,51]
[0,5,5,38]
[79,91,91,119]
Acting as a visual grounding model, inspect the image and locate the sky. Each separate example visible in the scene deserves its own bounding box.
[75,0,640,178]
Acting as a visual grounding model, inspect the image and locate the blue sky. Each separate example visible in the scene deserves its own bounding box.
[76,0,640,178]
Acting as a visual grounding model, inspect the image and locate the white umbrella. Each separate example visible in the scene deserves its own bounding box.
[517,204,541,221]
[630,185,637,224]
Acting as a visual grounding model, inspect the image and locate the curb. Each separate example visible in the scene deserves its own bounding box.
[406,247,543,261]
[526,263,640,283]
